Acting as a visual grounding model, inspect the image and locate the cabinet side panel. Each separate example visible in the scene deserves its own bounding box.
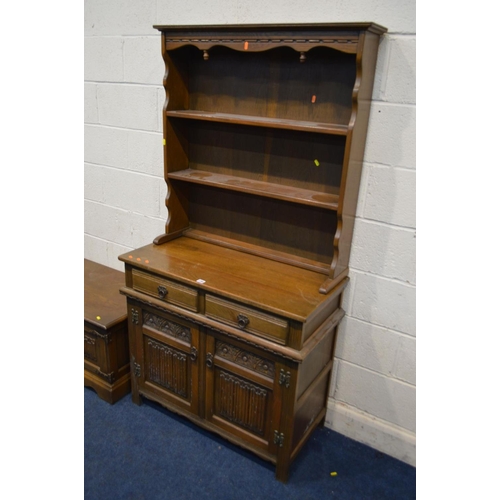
[296,330,335,399]
[301,295,340,345]
[111,323,130,377]
[163,46,190,234]
[292,373,329,451]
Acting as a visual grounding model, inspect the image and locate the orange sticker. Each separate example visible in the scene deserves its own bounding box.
[244,41,249,50]
[136,257,141,261]
[145,260,150,264]
[128,255,133,259]
[311,95,316,103]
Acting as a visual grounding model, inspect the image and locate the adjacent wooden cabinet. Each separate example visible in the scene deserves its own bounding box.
[84,259,130,404]
[119,23,386,482]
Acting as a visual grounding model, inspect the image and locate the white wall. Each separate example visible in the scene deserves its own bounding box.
[84,0,416,466]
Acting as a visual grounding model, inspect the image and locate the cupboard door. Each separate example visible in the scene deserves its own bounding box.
[135,306,200,415]
[204,334,280,452]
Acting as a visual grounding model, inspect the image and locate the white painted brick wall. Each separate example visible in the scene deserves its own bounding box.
[333,360,416,433]
[123,37,165,84]
[365,103,416,168]
[351,272,416,336]
[84,125,163,175]
[97,84,160,131]
[335,317,404,377]
[84,0,416,466]
[350,220,416,284]
[393,335,416,385]
[363,165,416,227]
[85,0,158,36]
[379,36,416,104]
[85,125,128,169]
[84,37,124,82]
[84,84,98,124]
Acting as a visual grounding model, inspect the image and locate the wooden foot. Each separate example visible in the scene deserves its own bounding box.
[84,370,131,404]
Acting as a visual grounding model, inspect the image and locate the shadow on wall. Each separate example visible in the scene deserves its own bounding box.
[329,33,416,459]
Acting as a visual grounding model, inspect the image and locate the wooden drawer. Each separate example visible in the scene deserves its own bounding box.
[131,269,199,312]
[205,294,288,344]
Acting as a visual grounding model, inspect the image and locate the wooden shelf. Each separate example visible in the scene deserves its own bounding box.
[166,110,349,136]
[183,228,331,275]
[168,169,339,210]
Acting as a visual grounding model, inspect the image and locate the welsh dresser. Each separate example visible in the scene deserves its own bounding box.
[118,22,387,482]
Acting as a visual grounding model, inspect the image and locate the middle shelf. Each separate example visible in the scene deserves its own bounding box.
[168,169,340,210]
[166,110,350,136]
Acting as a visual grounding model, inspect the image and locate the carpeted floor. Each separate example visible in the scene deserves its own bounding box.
[84,387,416,499]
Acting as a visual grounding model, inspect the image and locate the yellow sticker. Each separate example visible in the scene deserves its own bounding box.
[330,472,337,476]
[314,159,320,166]
[96,316,101,320]
[162,138,166,146]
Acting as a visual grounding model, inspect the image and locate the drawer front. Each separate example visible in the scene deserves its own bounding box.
[205,295,288,344]
[131,269,198,312]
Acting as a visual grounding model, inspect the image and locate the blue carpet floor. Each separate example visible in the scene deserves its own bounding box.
[85,388,415,499]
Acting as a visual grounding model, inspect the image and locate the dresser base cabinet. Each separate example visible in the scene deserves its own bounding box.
[119,240,347,482]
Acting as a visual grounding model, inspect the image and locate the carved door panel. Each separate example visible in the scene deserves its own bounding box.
[204,333,281,453]
[84,323,108,378]
[134,305,200,415]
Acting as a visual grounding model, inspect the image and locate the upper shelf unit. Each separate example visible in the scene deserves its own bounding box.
[154,23,387,293]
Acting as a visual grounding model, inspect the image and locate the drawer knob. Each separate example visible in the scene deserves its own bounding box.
[237,314,250,329]
[157,285,168,299]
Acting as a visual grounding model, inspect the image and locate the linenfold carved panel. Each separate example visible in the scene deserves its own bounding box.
[215,370,268,436]
[146,338,189,399]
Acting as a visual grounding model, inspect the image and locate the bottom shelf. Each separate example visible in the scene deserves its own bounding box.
[183,228,330,275]
[152,230,347,295]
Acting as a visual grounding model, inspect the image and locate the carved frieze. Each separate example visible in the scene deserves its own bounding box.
[143,312,191,344]
[216,341,275,380]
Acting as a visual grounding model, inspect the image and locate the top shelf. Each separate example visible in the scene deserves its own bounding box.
[154,22,388,35]
[166,110,349,136]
